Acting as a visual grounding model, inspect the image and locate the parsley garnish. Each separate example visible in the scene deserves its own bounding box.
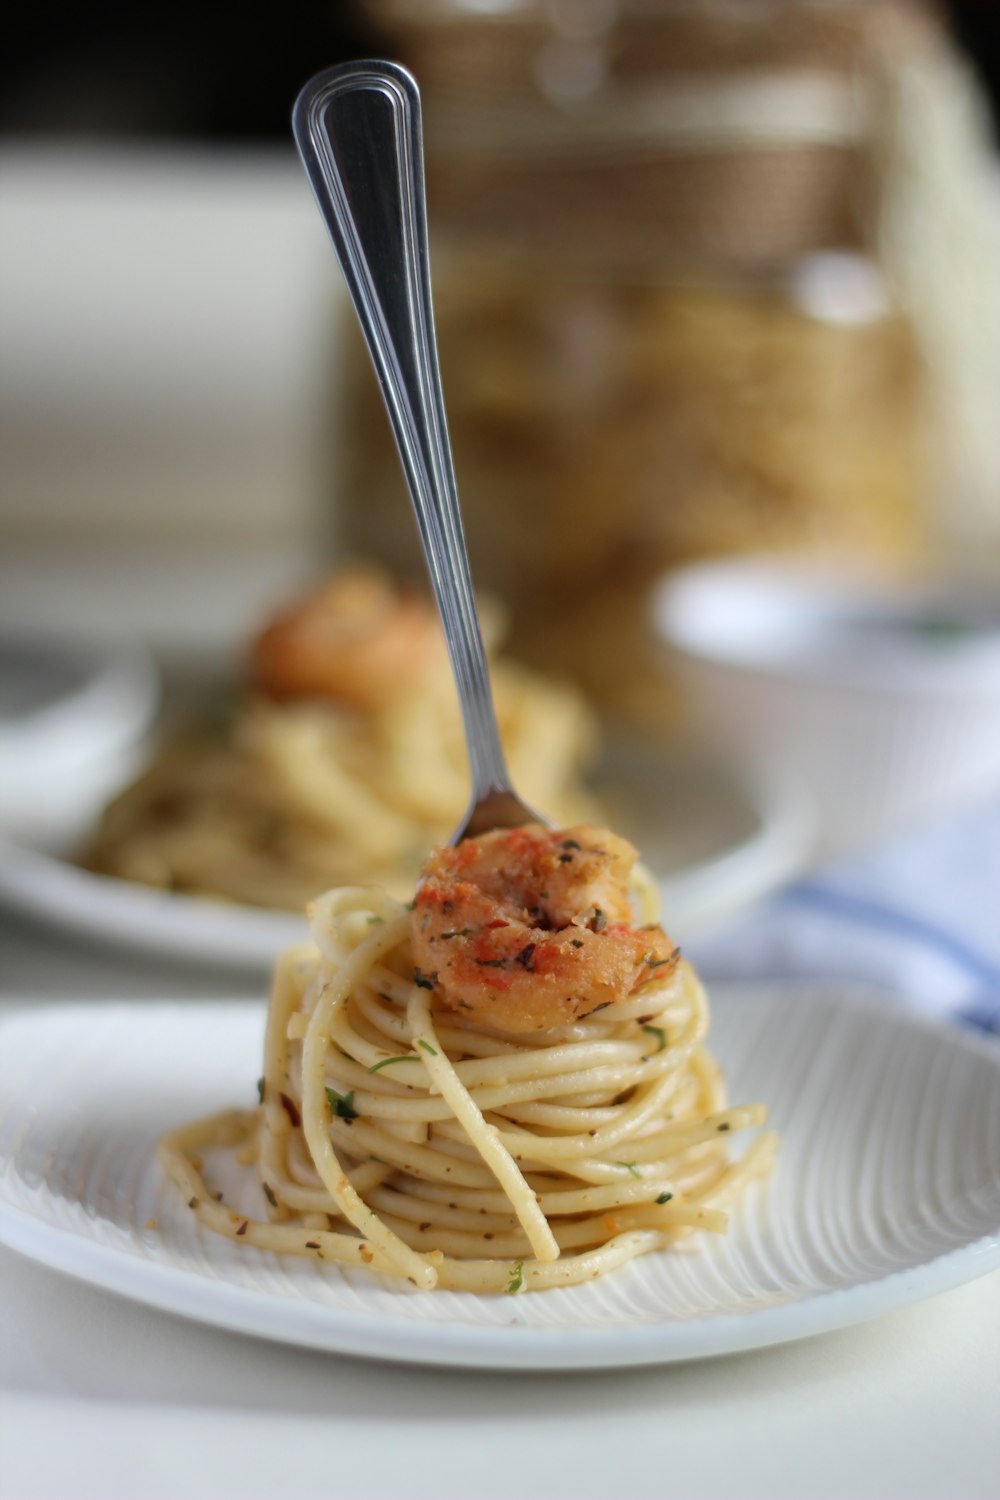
[506,1261,524,1295]
[655,1190,674,1205]
[367,1055,413,1074]
[642,1024,667,1052]
[325,1087,359,1122]
[417,1039,438,1056]
[256,1076,265,1104]
[413,968,436,990]
[262,1182,277,1208]
[616,1161,641,1179]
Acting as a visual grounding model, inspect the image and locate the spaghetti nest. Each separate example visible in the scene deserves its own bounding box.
[161,880,776,1294]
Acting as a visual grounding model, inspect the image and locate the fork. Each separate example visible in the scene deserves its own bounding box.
[293,59,546,841]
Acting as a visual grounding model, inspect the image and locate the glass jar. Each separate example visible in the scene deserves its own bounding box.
[336,0,930,731]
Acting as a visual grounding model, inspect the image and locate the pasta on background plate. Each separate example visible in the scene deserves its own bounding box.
[83,567,600,911]
[161,823,775,1294]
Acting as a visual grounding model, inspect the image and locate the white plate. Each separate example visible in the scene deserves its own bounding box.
[0,749,809,970]
[0,635,159,846]
[1,986,997,1371]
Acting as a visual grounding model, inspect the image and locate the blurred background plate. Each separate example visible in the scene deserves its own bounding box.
[0,635,159,846]
[656,556,1000,860]
[0,742,809,973]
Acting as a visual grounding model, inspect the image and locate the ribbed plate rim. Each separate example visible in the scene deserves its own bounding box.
[1,987,998,1371]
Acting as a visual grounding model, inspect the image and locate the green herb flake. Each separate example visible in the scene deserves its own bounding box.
[413,968,437,990]
[506,1261,524,1295]
[366,915,383,926]
[417,1039,438,1056]
[325,1087,359,1123]
[262,1182,278,1208]
[641,1024,667,1052]
[616,1161,642,1179]
[717,1121,731,1133]
[256,1076,265,1104]
[367,1055,413,1074]
[655,1191,674,1205]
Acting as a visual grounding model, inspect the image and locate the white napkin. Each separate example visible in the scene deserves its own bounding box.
[688,796,1000,1035]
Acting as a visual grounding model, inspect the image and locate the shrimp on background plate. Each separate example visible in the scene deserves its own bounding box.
[252,567,448,711]
[411,824,678,1033]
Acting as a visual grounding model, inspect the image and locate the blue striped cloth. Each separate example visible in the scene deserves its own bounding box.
[687,798,1000,1036]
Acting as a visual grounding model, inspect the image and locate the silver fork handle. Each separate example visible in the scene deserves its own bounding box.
[293,60,512,803]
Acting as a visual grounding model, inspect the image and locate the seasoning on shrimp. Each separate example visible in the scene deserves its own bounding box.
[411,824,679,1033]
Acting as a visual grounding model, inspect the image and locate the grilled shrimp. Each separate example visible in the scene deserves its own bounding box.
[411,824,678,1033]
[252,567,448,711]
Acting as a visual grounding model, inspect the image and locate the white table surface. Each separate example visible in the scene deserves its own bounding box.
[2,905,998,1500]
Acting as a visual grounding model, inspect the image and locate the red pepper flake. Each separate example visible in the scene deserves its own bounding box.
[279,1091,302,1127]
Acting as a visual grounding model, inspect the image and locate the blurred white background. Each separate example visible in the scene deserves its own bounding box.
[0,145,346,660]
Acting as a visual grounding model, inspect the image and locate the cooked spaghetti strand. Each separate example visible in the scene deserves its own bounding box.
[160,841,775,1293]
